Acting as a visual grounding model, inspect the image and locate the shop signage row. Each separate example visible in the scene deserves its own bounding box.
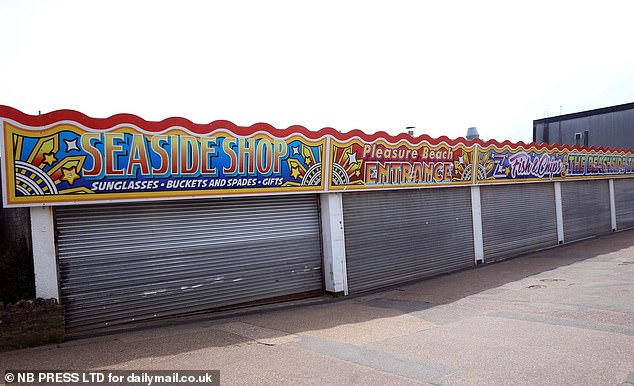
[2,106,634,207]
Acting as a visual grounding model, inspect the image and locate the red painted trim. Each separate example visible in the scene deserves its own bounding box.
[1,105,633,153]
[0,105,321,139]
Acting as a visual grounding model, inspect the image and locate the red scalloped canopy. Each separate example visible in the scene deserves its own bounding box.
[0,105,632,153]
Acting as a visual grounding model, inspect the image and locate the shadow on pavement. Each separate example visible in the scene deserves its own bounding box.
[1,229,632,371]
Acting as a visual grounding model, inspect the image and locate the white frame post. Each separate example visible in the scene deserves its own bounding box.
[554,182,565,244]
[470,186,484,264]
[30,206,60,300]
[319,192,348,295]
[609,179,617,232]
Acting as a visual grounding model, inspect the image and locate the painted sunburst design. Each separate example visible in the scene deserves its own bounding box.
[330,143,364,186]
[453,149,490,182]
[12,132,91,196]
[475,150,501,181]
[282,142,323,187]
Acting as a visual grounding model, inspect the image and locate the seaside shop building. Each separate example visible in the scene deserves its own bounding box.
[2,105,634,333]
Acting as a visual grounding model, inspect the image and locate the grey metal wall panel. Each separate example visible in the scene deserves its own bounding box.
[615,178,634,230]
[342,188,474,293]
[561,180,611,241]
[534,107,634,149]
[481,183,557,262]
[55,195,322,332]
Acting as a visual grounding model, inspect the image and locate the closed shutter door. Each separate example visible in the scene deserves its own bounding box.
[561,180,611,242]
[343,188,474,293]
[55,195,322,332]
[615,178,634,230]
[481,183,557,262]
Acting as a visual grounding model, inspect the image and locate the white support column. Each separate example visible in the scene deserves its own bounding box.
[609,179,617,232]
[319,192,348,295]
[554,182,565,244]
[470,186,484,264]
[30,206,60,300]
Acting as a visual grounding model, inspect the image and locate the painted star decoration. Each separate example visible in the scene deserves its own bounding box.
[60,166,80,185]
[347,152,357,165]
[64,138,80,152]
[42,152,57,166]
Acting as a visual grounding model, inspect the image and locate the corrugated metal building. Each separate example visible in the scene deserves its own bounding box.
[533,102,634,149]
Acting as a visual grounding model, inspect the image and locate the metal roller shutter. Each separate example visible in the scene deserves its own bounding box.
[561,180,611,242]
[615,178,634,230]
[55,195,323,332]
[481,183,557,262]
[343,187,474,293]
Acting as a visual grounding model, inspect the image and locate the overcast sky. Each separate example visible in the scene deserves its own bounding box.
[1,0,633,142]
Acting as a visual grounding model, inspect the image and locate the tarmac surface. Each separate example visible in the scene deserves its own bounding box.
[2,230,634,385]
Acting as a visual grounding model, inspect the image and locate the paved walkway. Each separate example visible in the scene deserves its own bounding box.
[2,231,634,385]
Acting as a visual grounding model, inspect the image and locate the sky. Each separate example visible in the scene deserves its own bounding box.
[1,0,633,143]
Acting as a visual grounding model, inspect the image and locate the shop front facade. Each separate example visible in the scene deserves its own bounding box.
[3,106,634,332]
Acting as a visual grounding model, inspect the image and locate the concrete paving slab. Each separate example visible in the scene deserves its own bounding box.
[239,302,436,346]
[2,230,634,385]
[303,312,436,346]
[368,315,634,385]
[214,322,300,346]
[295,335,453,384]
